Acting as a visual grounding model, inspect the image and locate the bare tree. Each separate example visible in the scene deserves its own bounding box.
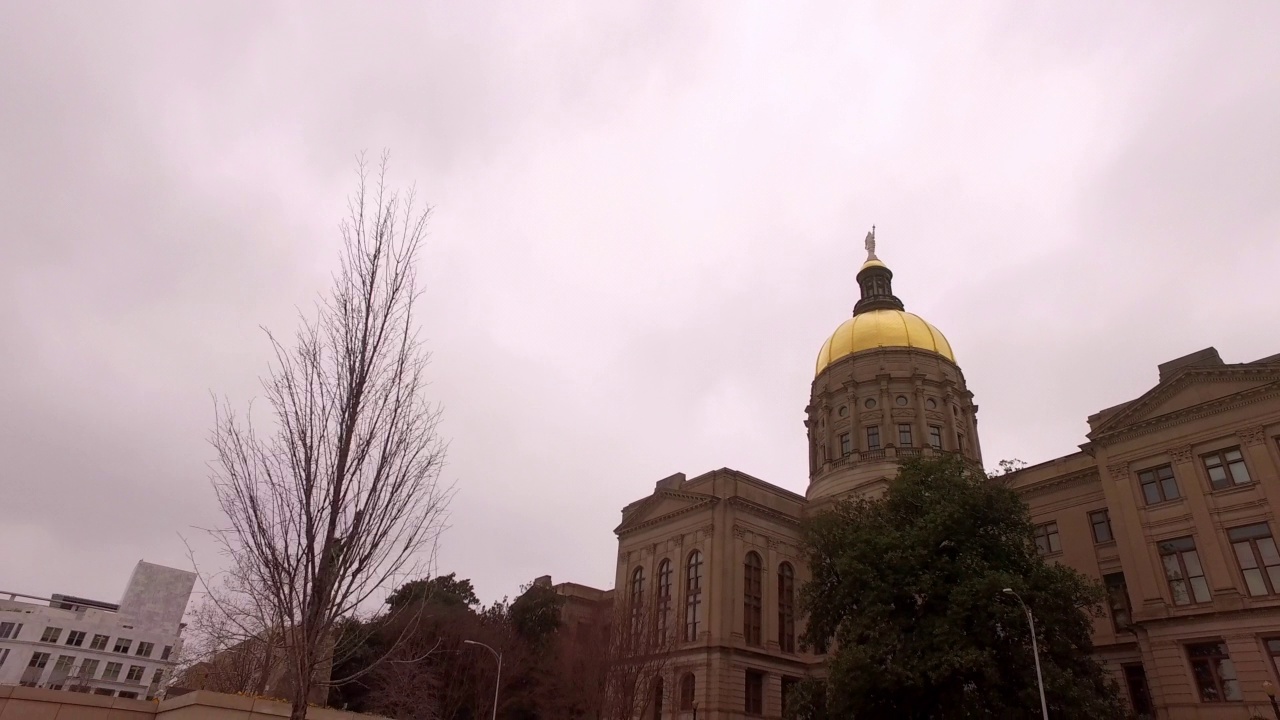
[561,602,675,720]
[208,154,450,720]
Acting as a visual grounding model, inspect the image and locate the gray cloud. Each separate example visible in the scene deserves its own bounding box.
[2,2,1277,604]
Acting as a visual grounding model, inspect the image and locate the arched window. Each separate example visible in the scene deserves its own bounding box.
[652,676,664,719]
[685,551,703,641]
[630,566,645,643]
[656,559,672,641]
[778,562,796,653]
[744,552,763,646]
[679,672,696,710]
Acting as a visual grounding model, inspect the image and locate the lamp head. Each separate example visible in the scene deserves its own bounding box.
[1002,588,1014,595]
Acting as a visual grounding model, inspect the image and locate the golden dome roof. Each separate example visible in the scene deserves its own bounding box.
[815,309,955,376]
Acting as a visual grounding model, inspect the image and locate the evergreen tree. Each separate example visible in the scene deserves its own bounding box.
[790,456,1126,719]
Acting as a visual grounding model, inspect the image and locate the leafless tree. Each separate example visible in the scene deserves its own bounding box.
[207,154,450,720]
[561,602,675,720]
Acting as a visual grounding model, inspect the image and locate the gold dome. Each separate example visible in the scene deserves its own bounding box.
[815,309,955,376]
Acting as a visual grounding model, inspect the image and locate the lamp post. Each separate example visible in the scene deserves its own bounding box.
[463,639,501,720]
[1002,588,1049,720]
[1263,680,1280,720]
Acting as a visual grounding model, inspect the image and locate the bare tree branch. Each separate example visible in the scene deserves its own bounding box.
[205,153,451,719]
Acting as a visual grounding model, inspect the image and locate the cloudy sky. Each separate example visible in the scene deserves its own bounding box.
[2,2,1278,607]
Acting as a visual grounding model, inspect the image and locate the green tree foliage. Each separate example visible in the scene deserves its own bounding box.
[790,456,1126,719]
[386,573,481,610]
[329,575,567,720]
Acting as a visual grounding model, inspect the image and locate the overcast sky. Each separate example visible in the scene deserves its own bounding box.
[2,2,1278,608]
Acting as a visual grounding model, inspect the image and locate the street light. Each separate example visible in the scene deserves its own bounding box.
[1263,680,1280,720]
[463,639,502,720]
[1002,588,1049,720]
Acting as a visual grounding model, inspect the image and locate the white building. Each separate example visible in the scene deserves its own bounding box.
[0,560,196,699]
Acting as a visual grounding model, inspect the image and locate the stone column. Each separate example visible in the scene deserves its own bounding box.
[1100,458,1166,612]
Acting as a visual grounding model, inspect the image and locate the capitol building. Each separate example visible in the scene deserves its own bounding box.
[552,232,1280,720]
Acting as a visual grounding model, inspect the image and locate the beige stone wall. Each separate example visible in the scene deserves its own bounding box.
[0,687,384,720]
[1009,349,1280,719]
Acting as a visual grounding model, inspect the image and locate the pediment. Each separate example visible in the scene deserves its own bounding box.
[615,489,718,535]
[1091,365,1280,437]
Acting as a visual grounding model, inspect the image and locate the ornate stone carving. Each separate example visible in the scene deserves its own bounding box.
[1238,425,1268,447]
[767,537,781,550]
[1168,445,1194,464]
[1106,462,1129,481]
[699,523,714,539]
[733,525,748,540]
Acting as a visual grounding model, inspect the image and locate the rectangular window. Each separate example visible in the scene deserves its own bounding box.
[928,425,942,450]
[136,641,154,658]
[41,626,63,643]
[781,677,800,715]
[958,431,967,453]
[161,645,172,661]
[117,692,139,700]
[92,689,115,697]
[1159,536,1211,605]
[1103,572,1132,631]
[1033,522,1061,555]
[49,654,76,688]
[1203,447,1252,490]
[898,424,913,447]
[866,425,880,451]
[29,651,50,668]
[80,658,100,680]
[151,668,164,685]
[1122,664,1154,717]
[1138,464,1180,504]
[113,638,132,654]
[103,661,122,681]
[90,634,109,651]
[1089,510,1113,543]
[126,665,145,682]
[745,670,764,715]
[65,630,86,647]
[1227,523,1280,596]
[839,433,851,456]
[1266,638,1280,679]
[1187,641,1241,702]
[0,648,8,667]
[0,622,21,639]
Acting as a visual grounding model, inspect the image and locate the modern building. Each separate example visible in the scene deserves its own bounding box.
[0,560,196,699]
[558,234,1280,719]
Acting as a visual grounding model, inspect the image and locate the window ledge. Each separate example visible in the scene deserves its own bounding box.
[1210,483,1256,497]
[1094,540,1117,548]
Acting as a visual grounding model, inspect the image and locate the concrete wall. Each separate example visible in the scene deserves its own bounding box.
[0,687,384,720]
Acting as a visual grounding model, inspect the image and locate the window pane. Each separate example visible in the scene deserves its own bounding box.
[1233,542,1259,569]
[1191,661,1218,701]
[1143,483,1162,505]
[1170,579,1190,605]
[1183,550,1204,577]
[1229,460,1251,484]
[1161,477,1180,499]
[1190,576,1211,603]
[1162,554,1184,580]
[1267,566,1280,595]
[1259,538,1280,565]
[1243,568,1268,596]
[1207,465,1228,485]
[1225,449,1243,462]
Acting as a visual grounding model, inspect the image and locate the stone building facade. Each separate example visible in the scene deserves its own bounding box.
[558,237,1280,719]
[1006,346,1280,719]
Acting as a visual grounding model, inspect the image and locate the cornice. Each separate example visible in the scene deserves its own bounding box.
[725,496,803,528]
[615,494,720,537]
[1091,381,1280,448]
[1093,366,1280,435]
[1014,468,1101,499]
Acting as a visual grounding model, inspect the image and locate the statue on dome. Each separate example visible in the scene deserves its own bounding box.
[865,225,877,261]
